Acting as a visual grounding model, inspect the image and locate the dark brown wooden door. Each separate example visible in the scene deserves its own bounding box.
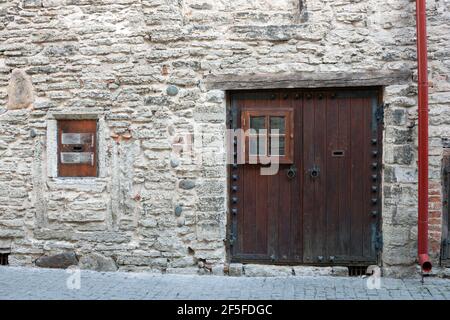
[229,88,382,266]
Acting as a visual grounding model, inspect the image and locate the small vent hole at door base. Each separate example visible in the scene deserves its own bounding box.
[348,265,368,277]
[0,253,9,265]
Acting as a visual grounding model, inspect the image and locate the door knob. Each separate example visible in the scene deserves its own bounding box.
[309,165,320,178]
[286,165,297,179]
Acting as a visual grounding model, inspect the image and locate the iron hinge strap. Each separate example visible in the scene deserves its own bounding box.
[231,104,238,130]
[376,103,385,123]
[374,229,383,250]
[226,232,236,246]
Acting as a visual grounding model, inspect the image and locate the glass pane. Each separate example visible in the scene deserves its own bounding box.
[269,136,285,156]
[250,116,265,131]
[270,116,285,134]
[249,135,266,156]
[258,136,267,155]
[249,136,258,156]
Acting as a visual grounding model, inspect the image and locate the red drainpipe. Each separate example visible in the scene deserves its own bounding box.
[416,0,432,272]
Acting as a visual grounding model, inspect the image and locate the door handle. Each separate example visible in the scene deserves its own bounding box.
[286,165,297,179]
[309,165,320,178]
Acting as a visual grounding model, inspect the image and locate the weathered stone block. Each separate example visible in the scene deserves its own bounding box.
[205,90,224,103]
[176,216,185,227]
[174,205,183,216]
[293,266,333,276]
[0,239,11,250]
[165,267,199,275]
[211,264,224,276]
[73,232,131,243]
[35,252,78,269]
[166,85,179,96]
[393,145,414,165]
[382,265,418,278]
[228,263,243,276]
[179,179,196,190]
[117,255,168,268]
[442,268,450,279]
[7,69,34,110]
[332,266,349,277]
[394,166,417,183]
[382,246,416,265]
[170,157,180,168]
[8,254,33,266]
[78,253,118,272]
[231,24,327,42]
[167,256,193,268]
[197,197,225,212]
[23,0,42,8]
[197,180,225,195]
[244,264,293,277]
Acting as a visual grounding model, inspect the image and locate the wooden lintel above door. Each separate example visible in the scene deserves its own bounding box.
[205,70,411,91]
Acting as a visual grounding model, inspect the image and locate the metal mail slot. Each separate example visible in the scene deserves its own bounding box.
[332,150,345,157]
[60,152,94,165]
[61,133,93,145]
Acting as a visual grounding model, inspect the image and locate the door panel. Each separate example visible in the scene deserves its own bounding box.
[229,88,381,265]
[231,91,302,262]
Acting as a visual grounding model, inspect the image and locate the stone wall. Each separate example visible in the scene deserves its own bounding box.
[0,0,448,276]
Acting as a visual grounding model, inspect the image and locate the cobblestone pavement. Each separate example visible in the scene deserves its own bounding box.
[1,266,450,300]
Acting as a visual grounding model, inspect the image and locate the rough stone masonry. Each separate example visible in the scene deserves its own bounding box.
[0,0,449,277]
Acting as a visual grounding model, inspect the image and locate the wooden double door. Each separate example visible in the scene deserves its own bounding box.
[228,88,382,265]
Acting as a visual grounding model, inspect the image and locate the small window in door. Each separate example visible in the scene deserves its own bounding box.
[57,120,98,177]
[242,108,294,164]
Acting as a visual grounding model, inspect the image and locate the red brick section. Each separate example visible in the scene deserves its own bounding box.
[428,180,442,256]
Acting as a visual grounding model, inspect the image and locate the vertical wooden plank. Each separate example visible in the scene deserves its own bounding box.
[338,96,352,257]
[267,159,280,260]
[313,93,328,262]
[255,169,269,254]
[254,94,272,256]
[277,90,292,261]
[302,92,316,263]
[278,166,291,261]
[325,93,339,259]
[242,96,258,255]
[291,91,303,262]
[350,97,365,258]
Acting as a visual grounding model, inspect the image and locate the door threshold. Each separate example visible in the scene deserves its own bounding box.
[228,263,379,277]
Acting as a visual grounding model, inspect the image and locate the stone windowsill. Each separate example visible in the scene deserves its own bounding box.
[47,177,108,193]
